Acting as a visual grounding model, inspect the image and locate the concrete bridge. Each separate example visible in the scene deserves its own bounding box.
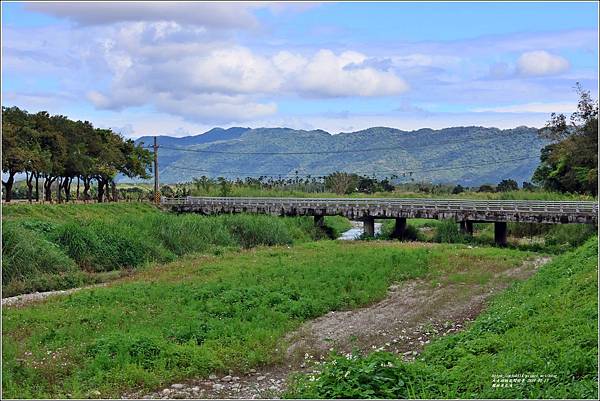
[161,196,598,246]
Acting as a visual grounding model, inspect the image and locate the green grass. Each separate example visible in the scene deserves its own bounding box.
[1,203,348,296]
[1,241,532,399]
[286,238,598,399]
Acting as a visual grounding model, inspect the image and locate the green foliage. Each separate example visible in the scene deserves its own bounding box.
[497,179,519,192]
[287,351,438,399]
[2,242,531,398]
[287,239,598,399]
[544,224,597,250]
[1,203,348,296]
[533,84,598,195]
[1,106,151,203]
[433,220,468,244]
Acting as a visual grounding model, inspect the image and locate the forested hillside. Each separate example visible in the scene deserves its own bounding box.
[135,126,548,186]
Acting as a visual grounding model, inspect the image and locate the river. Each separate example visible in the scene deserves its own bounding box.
[338,220,383,240]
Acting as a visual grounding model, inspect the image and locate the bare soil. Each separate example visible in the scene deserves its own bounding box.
[131,256,550,400]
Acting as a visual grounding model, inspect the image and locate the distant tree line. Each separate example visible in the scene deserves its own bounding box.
[2,106,152,202]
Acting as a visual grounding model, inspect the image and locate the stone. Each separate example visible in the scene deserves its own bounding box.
[208,374,218,380]
[221,375,232,382]
[191,386,200,392]
[256,376,266,381]
[172,392,186,399]
[249,369,257,374]
[232,376,240,381]
[212,384,223,391]
[161,389,171,395]
[171,384,185,390]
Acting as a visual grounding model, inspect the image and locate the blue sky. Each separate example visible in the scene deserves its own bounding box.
[2,1,598,138]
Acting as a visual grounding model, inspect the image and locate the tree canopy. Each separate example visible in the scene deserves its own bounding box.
[533,84,598,195]
[2,106,152,202]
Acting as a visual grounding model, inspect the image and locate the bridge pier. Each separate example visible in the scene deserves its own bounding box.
[314,215,324,228]
[363,217,375,237]
[460,220,473,235]
[391,217,407,239]
[494,222,507,246]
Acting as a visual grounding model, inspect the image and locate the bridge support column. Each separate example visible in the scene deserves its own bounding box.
[363,217,375,237]
[314,215,324,228]
[494,222,507,246]
[391,217,407,239]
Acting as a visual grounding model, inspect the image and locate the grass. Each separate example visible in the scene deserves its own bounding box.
[286,238,598,399]
[1,203,349,296]
[1,241,533,399]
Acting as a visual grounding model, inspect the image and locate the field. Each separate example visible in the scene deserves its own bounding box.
[2,241,535,398]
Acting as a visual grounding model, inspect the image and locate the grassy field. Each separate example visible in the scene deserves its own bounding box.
[2,203,350,296]
[286,238,598,399]
[1,241,534,399]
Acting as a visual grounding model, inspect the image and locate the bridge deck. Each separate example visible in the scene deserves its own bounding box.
[162,197,597,224]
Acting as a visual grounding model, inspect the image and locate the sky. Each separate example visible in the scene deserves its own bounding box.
[2,1,598,138]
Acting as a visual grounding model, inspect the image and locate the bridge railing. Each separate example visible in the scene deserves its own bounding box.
[161,196,598,215]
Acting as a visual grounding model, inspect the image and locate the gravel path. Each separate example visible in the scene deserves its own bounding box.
[2,283,108,308]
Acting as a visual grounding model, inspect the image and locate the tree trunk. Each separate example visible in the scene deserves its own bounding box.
[97,178,106,203]
[111,180,118,202]
[57,177,63,203]
[35,172,39,202]
[44,176,56,202]
[76,176,80,201]
[62,177,71,202]
[83,177,91,202]
[25,171,34,203]
[2,172,16,202]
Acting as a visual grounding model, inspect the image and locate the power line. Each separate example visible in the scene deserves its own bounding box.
[165,155,539,178]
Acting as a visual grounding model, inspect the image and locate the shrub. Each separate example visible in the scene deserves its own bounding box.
[433,220,468,244]
[2,222,77,284]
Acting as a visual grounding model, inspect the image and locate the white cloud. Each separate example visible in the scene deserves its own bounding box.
[471,102,576,113]
[300,50,408,97]
[516,50,570,76]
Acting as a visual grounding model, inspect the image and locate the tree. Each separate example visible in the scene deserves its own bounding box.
[217,177,232,196]
[478,184,495,193]
[324,172,358,195]
[497,179,518,192]
[2,107,32,202]
[451,184,465,194]
[533,83,598,195]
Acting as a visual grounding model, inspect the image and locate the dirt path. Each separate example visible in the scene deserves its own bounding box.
[131,256,551,400]
[2,283,109,308]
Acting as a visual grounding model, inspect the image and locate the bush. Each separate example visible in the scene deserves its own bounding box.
[545,224,596,250]
[433,220,468,244]
[2,222,78,283]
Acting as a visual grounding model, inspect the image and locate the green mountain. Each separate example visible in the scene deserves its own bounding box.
[133,126,548,186]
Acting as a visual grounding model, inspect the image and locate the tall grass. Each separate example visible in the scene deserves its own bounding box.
[1,204,348,296]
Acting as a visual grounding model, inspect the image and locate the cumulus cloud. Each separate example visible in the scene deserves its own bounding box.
[87,23,409,122]
[516,50,570,76]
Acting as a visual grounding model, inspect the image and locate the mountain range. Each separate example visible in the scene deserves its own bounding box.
[133,126,548,186]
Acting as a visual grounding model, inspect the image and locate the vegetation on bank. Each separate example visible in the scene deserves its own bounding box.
[1,203,349,297]
[378,217,595,254]
[286,238,598,399]
[1,241,533,399]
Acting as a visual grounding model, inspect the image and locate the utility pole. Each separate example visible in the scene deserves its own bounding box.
[153,136,160,205]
